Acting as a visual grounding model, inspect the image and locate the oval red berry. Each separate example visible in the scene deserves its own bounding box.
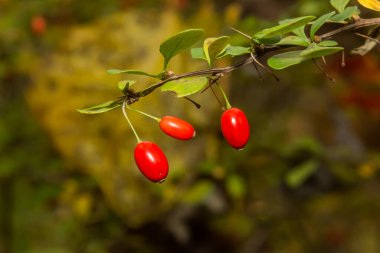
[134,142,169,183]
[159,116,195,140]
[221,108,250,149]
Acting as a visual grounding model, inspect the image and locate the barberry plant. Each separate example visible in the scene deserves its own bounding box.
[78,0,380,182]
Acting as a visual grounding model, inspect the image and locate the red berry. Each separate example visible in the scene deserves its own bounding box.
[134,142,169,183]
[159,116,195,140]
[31,15,46,35]
[221,108,250,149]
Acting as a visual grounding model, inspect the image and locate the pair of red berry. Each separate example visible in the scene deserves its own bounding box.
[134,116,195,183]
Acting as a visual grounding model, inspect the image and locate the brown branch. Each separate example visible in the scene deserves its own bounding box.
[319,17,380,40]
[125,17,380,105]
[355,32,380,45]
[135,57,254,98]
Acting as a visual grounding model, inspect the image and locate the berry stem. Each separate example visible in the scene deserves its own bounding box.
[126,105,161,122]
[122,99,142,143]
[216,83,232,110]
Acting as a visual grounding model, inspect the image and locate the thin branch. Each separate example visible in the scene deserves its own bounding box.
[251,53,280,81]
[136,57,254,98]
[355,32,380,45]
[123,17,380,105]
[312,59,335,83]
[230,27,252,40]
[251,61,264,81]
[183,96,202,109]
[319,17,380,40]
[210,85,224,109]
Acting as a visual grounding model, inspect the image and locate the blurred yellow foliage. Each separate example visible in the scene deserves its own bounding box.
[357,0,380,11]
[225,3,242,26]
[358,162,378,178]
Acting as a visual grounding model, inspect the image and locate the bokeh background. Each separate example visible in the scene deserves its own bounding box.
[1,0,380,252]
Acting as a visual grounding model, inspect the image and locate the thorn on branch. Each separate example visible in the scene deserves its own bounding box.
[322,56,327,66]
[201,76,220,94]
[251,61,263,81]
[341,50,346,68]
[230,27,252,40]
[183,96,201,109]
[312,59,335,83]
[251,53,280,82]
[355,32,380,45]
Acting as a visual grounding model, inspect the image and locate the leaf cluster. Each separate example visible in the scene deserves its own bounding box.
[78,0,380,114]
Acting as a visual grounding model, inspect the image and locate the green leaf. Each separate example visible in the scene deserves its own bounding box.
[191,47,207,60]
[254,16,315,39]
[292,26,308,41]
[300,43,343,58]
[310,11,336,39]
[276,36,310,47]
[330,0,350,13]
[225,45,251,56]
[330,6,359,22]
[267,50,307,70]
[285,160,318,188]
[254,35,282,44]
[77,100,122,114]
[218,45,251,58]
[161,76,209,97]
[318,40,339,46]
[106,69,158,78]
[159,29,204,69]
[118,80,136,93]
[203,36,230,66]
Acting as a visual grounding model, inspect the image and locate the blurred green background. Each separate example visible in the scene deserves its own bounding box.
[1,0,380,252]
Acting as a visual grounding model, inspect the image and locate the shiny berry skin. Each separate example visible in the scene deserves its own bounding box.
[159,116,195,140]
[134,142,169,183]
[221,108,250,149]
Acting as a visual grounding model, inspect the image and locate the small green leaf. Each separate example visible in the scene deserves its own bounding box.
[318,40,339,47]
[77,100,122,114]
[330,6,359,22]
[285,160,318,188]
[191,47,207,60]
[118,80,136,93]
[160,29,204,70]
[106,69,158,78]
[254,35,282,44]
[310,11,336,39]
[292,26,308,41]
[301,43,343,58]
[161,76,209,97]
[254,16,315,39]
[330,0,350,13]
[203,36,230,66]
[267,50,306,70]
[219,45,251,58]
[225,45,251,56]
[276,36,310,47]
